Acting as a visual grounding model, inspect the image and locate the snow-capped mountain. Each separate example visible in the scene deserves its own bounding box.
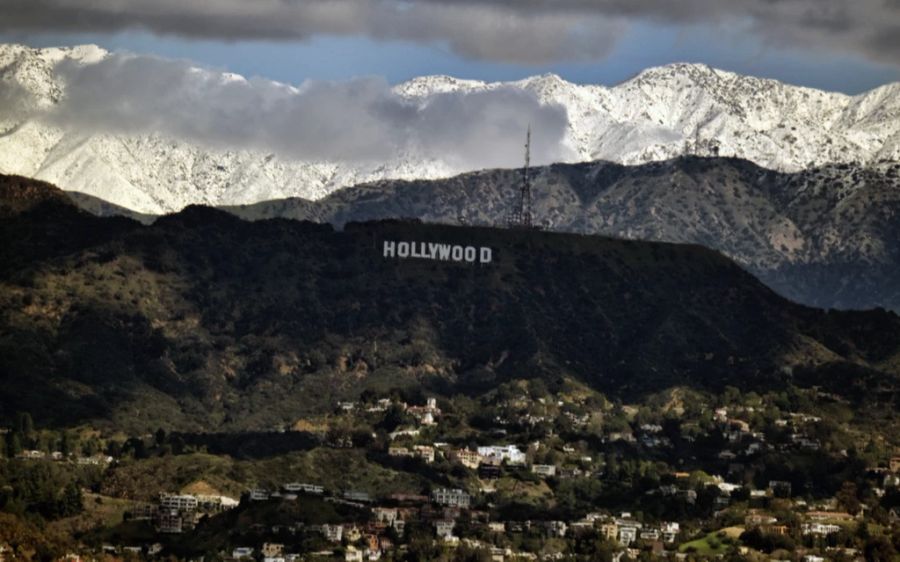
[1,43,898,215]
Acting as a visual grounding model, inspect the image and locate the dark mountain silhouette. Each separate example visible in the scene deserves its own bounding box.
[1,176,898,432]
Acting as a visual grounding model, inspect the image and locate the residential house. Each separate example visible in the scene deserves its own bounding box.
[283,482,325,495]
[807,511,854,522]
[262,543,284,558]
[531,464,557,477]
[477,445,526,466]
[802,523,842,535]
[487,522,506,533]
[661,522,679,543]
[344,546,363,562]
[618,525,639,546]
[388,447,413,459]
[197,494,239,511]
[160,494,199,511]
[413,445,435,463]
[432,488,471,508]
[373,507,398,525]
[434,520,456,540]
[600,523,618,541]
[157,510,183,534]
[762,525,789,536]
[450,449,482,469]
[546,521,567,537]
[320,524,343,542]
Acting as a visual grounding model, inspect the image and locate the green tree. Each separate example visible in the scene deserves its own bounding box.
[16,412,34,438]
[60,482,83,517]
[836,481,861,515]
[59,432,75,456]
[864,535,897,562]
[5,431,22,457]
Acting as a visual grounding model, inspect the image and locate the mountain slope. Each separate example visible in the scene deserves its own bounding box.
[0,43,898,214]
[217,156,900,312]
[1,178,899,432]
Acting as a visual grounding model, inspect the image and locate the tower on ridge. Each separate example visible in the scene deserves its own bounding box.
[507,125,539,229]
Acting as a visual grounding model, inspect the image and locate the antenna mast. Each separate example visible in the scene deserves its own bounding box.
[507,125,537,229]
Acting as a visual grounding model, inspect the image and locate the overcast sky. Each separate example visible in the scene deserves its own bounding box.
[2,0,899,94]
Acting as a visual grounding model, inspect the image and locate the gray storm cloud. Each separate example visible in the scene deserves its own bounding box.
[1,0,898,66]
[13,53,570,170]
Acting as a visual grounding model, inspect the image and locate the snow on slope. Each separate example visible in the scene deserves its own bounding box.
[1,43,898,214]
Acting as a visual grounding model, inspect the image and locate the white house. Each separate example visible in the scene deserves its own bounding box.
[344,546,363,562]
[432,488,471,508]
[160,494,198,511]
[434,520,456,540]
[373,507,399,525]
[321,524,344,542]
[477,445,526,465]
[802,523,841,536]
[618,525,638,546]
[661,522,679,543]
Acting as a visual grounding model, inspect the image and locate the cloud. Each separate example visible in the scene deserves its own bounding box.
[1,0,897,66]
[4,52,570,170]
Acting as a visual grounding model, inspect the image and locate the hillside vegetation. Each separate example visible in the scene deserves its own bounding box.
[1,176,899,433]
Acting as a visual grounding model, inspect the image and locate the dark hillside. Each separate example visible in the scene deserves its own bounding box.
[1,179,898,432]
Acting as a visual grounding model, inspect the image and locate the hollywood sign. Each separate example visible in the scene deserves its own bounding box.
[383,240,493,264]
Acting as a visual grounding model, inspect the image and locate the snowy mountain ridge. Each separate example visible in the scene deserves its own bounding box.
[0,43,898,214]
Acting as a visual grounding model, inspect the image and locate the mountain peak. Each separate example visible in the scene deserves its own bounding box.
[393,74,487,97]
[0,43,898,215]
[627,62,737,86]
[515,72,574,93]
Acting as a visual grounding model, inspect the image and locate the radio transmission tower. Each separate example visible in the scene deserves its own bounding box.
[507,125,537,229]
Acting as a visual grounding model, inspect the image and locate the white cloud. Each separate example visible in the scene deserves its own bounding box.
[4,52,571,169]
